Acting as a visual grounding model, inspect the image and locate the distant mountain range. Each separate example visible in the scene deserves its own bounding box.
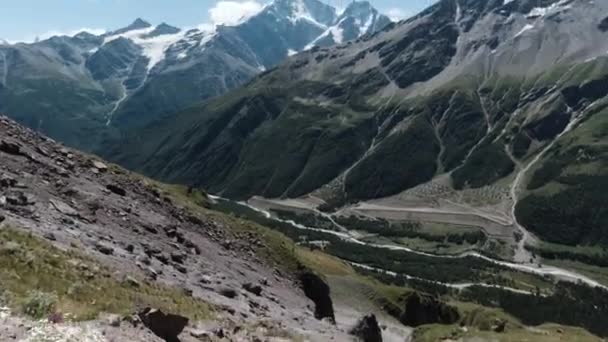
[0,0,390,149]
[109,0,608,250]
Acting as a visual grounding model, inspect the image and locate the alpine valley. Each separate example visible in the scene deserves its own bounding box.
[1,0,608,341]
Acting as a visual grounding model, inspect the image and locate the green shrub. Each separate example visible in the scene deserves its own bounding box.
[21,291,57,319]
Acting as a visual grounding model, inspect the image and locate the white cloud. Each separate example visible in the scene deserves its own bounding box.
[386,8,410,22]
[209,0,264,26]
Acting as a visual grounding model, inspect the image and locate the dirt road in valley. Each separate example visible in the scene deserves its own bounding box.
[241,199,608,291]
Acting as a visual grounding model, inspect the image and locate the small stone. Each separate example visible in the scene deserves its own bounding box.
[91,160,108,172]
[124,275,141,288]
[218,287,238,299]
[242,283,262,296]
[190,329,211,339]
[106,184,127,196]
[213,328,225,338]
[6,192,31,206]
[106,314,122,327]
[155,253,169,264]
[43,232,56,241]
[174,264,188,274]
[222,240,232,250]
[50,199,78,217]
[94,242,114,255]
[0,174,17,188]
[170,251,186,264]
[145,267,158,280]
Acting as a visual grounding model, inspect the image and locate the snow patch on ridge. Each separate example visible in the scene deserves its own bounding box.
[527,0,573,18]
[102,24,216,71]
[288,0,328,28]
[515,23,535,37]
[103,27,186,71]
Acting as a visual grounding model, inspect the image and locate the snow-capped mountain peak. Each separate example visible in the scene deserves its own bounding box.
[268,0,337,27]
[304,0,391,50]
[110,18,152,36]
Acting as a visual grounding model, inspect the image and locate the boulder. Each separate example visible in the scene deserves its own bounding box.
[0,140,22,155]
[299,272,335,323]
[138,308,189,342]
[350,314,383,342]
[399,292,459,327]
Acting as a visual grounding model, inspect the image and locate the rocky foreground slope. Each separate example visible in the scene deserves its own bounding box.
[0,114,393,341]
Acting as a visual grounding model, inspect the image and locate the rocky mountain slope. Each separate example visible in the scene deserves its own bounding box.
[0,114,395,341]
[111,0,608,254]
[0,0,390,150]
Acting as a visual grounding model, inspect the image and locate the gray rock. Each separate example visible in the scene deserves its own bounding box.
[123,275,141,288]
[173,263,188,274]
[189,329,212,340]
[170,251,186,264]
[49,199,79,217]
[106,314,122,327]
[0,140,22,156]
[94,242,114,255]
[349,314,383,342]
[106,184,127,196]
[218,287,238,299]
[0,174,17,188]
[6,192,32,206]
[43,232,57,241]
[91,160,108,172]
[242,282,263,296]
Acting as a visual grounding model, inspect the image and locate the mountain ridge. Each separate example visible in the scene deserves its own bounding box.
[0,0,391,150]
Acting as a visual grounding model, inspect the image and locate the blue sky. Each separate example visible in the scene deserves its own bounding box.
[0,0,436,42]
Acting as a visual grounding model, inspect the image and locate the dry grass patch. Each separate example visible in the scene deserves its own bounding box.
[0,226,212,321]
